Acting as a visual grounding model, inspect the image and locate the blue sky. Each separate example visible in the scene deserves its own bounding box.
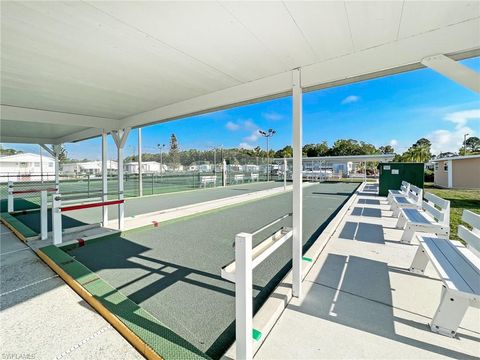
[6,58,480,160]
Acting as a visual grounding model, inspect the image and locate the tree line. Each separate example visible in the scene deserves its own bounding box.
[2,134,478,166]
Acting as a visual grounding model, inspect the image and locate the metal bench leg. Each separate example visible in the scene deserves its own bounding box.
[430,286,469,337]
[400,226,415,244]
[436,228,450,239]
[410,246,429,274]
[396,213,407,229]
[392,205,400,217]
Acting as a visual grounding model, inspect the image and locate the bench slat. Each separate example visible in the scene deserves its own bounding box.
[422,201,445,223]
[425,192,450,210]
[462,210,480,232]
[403,208,432,224]
[434,238,480,293]
[458,225,480,255]
[421,237,475,295]
[394,197,415,205]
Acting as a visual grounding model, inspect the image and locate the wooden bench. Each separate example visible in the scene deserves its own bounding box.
[390,184,423,217]
[409,210,480,337]
[233,174,245,184]
[387,180,410,204]
[250,173,259,182]
[200,175,217,188]
[396,192,450,244]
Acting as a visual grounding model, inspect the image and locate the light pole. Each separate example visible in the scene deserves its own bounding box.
[258,128,276,181]
[157,144,166,175]
[464,133,470,155]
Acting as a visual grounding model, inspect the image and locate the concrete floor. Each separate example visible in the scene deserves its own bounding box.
[0,223,143,360]
[255,184,480,359]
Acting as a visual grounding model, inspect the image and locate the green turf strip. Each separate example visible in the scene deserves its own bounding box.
[0,212,37,238]
[40,245,210,360]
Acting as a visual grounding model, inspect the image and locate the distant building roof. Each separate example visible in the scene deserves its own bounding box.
[0,152,54,162]
[432,154,480,162]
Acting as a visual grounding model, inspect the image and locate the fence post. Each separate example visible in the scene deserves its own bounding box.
[40,190,48,240]
[283,157,287,190]
[235,232,253,360]
[7,181,13,212]
[52,194,62,245]
[223,159,227,187]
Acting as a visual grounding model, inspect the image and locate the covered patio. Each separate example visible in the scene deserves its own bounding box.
[1,1,479,359]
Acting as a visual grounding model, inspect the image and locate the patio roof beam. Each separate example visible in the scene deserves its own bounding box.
[421,54,480,93]
[0,105,119,129]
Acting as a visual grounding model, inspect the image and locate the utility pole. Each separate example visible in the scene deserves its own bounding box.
[157,144,166,175]
[258,128,276,181]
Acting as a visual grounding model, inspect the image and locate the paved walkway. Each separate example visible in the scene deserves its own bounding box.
[0,223,142,360]
[255,184,480,359]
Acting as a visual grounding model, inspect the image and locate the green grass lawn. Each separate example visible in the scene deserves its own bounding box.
[424,183,480,241]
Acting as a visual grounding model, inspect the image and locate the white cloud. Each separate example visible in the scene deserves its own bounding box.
[445,109,480,127]
[243,131,260,143]
[262,112,283,121]
[239,142,254,150]
[427,126,474,154]
[243,119,258,131]
[341,95,360,104]
[389,139,398,147]
[225,121,240,131]
[424,108,479,155]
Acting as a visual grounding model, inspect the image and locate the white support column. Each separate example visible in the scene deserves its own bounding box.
[53,145,61,193]
[102,131,108,226]
[364,161,367,183]
[39,145,44,183]
[422,55,480,93]
[7,181,13,212]
[292,68,303,298]
[112,128,131,231]
[40,190,48,240]
[447,160,453,188]
[235,232,253,360]
[52,194,62,245]
[40,144,60,192]
[138,128,143,197]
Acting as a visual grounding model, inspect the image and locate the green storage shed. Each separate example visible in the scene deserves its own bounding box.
[378,162,424,196]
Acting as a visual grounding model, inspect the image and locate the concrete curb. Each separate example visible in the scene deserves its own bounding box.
[222,182,366,359]
[106,183,316,232]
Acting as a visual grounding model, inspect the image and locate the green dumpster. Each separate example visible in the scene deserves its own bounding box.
[378,162,424,196]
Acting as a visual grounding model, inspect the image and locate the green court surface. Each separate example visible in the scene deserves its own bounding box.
[6,181,285,236]
[62,182,357,359]
[0,198,40,213]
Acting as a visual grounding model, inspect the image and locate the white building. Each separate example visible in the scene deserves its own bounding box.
[61,160,117,176]
[0,153,55,182]
[124,161,165,174]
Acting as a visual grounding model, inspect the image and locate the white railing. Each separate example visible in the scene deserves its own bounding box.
[221,213,293,360]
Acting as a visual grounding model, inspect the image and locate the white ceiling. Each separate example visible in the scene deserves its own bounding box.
[1,1,479,144]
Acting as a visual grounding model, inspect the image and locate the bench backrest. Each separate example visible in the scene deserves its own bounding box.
[422,192,450,226]
[458,210,480,257]
[234,174,244,180]
[400,181,410,194]
[201,176,216,183]
[407,184,422,205]
[251,173,259,179]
